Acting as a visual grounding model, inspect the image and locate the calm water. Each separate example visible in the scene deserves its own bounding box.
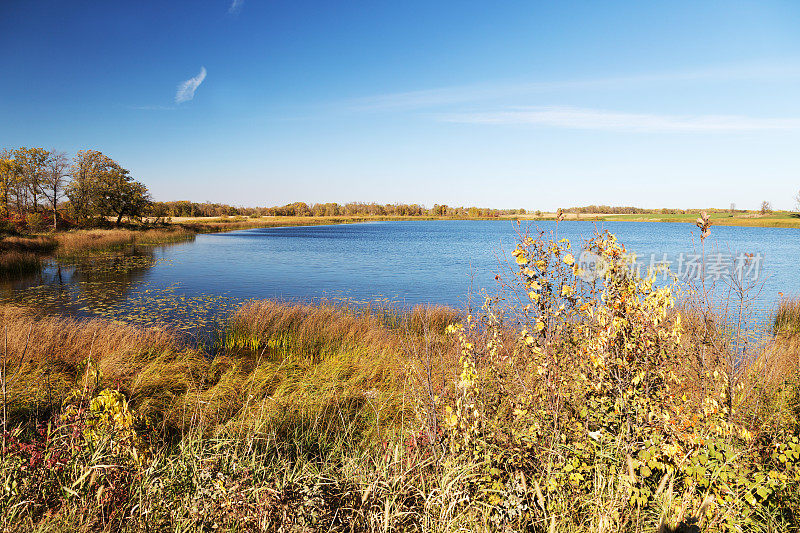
[2,221,798,331]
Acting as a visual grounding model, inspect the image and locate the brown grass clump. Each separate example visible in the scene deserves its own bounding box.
[225,300,403,357]
[400,304,461,336]
[55,229,136,256]
[774,297,800,335]
[0,251,41,277]
[133,227,195,246]
[218,300,461,442]
[0,235,56,277]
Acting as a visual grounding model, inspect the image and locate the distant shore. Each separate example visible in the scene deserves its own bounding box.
[167,211,800,231]
[2,210,797,275]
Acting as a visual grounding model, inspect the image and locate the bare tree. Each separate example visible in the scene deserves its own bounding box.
[794,190,800,212]
[42,150,70,230]
[760,201,772,215]
[729,202,736,213]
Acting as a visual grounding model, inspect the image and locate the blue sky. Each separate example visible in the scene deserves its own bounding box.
[1,1,799,210]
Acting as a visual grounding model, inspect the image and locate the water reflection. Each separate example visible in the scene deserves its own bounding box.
[1,249,160,315]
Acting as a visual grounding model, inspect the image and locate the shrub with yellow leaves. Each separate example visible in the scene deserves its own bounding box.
[439,227,800,531]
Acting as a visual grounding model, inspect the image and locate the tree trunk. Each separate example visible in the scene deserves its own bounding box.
[115,212,123,226]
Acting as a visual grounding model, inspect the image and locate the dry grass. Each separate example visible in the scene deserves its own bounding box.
[225,300,403,355]
[218,300,461,441]
[177,215,393,233]
[54,227,195,257]
[0,235,57,277]
[0,251,41,277]
[1,300,460,443]
[1,296,799,530]
[0,306,205,428]
[55,229,135,255]
[752,332,800,386]
[774,297,800,335]
[0,235,57,254]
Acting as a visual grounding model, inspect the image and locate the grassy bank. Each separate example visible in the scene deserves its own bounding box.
[174,211,800,230]
[2,228,799,531]
[0,301,462,531]
[175,214,462,233]
[587,211,800,228]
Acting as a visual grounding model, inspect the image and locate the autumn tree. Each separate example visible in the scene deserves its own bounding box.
[67,150,108,221]
[66,150,151,225]
[0,153,21,218]
[94,164,151,225]
[760,200,772,215]
[42,150,70,229]
[14,147,50,212]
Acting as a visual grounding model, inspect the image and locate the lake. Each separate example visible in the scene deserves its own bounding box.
[2,220,797,333]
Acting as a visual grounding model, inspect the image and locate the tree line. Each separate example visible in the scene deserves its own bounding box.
[151,200,528,219]
[0,147,151,230]
[564,205,682,215]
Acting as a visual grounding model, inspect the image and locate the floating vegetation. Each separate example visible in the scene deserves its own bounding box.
[0,252,243,344]
[2,280,243,338]
[0,250,435,350]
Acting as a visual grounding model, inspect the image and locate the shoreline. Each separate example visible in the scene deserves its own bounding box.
[170,212,800,231]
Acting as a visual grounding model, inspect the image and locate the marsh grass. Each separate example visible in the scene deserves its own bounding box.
[0,235,57,254]
[1,262,800,531]
[54,227,195,257]
[0,235,56,277]
[773,297,800,335]
[0,301,467,531]
[0,300,457,442]
[0,251,42,277]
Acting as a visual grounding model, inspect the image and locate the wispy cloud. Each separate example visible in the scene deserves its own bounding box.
[349,64,800,111]
[441,106,800,133]
[175,67,207,104]
[130,104,178,111]
[228,0,244,15]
